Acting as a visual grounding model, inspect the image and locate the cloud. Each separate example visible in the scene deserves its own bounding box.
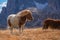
[34,1,48,9]
[0,2,7,7]
[0,9,2,13]
[0,2,7,13]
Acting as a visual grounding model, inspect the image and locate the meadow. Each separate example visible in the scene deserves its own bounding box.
[0,27,60,40]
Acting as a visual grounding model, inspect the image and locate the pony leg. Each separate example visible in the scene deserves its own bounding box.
[19,25,21,34]
[21,25,23,33]
[10,26,13,34]
[21,24,25,32]
[18,24,25,34]
[19,28,21,34]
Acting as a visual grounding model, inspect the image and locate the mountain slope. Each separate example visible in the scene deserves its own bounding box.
[0,0,60,28]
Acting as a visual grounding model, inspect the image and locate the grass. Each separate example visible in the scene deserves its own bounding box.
[0,27,60,40]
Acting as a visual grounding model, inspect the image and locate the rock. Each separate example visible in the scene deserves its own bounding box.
[1,0,60,28]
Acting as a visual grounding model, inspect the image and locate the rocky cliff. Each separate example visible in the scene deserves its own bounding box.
[0,0,60,28]
[47,0,60,19]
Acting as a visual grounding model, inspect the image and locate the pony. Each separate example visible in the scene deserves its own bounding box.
[7,9,33,34]
[42,19,60,29]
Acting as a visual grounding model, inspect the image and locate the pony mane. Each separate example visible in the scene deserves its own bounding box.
[17,9,32,17]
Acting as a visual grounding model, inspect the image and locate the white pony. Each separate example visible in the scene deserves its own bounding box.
[7,9,33,34]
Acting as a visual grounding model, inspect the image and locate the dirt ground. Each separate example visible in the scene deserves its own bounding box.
[0,27,60,40]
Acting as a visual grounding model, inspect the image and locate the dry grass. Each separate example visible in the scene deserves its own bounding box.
[0,27,60,40]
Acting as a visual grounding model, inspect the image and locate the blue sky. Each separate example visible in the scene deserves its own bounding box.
[0,0,7,13]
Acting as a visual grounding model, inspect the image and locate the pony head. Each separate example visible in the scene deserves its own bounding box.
[25,11,33,21]
[17,9,33,21]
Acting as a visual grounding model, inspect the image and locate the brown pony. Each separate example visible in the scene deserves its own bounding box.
[7,9,33,34]
[42,19,60,29]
